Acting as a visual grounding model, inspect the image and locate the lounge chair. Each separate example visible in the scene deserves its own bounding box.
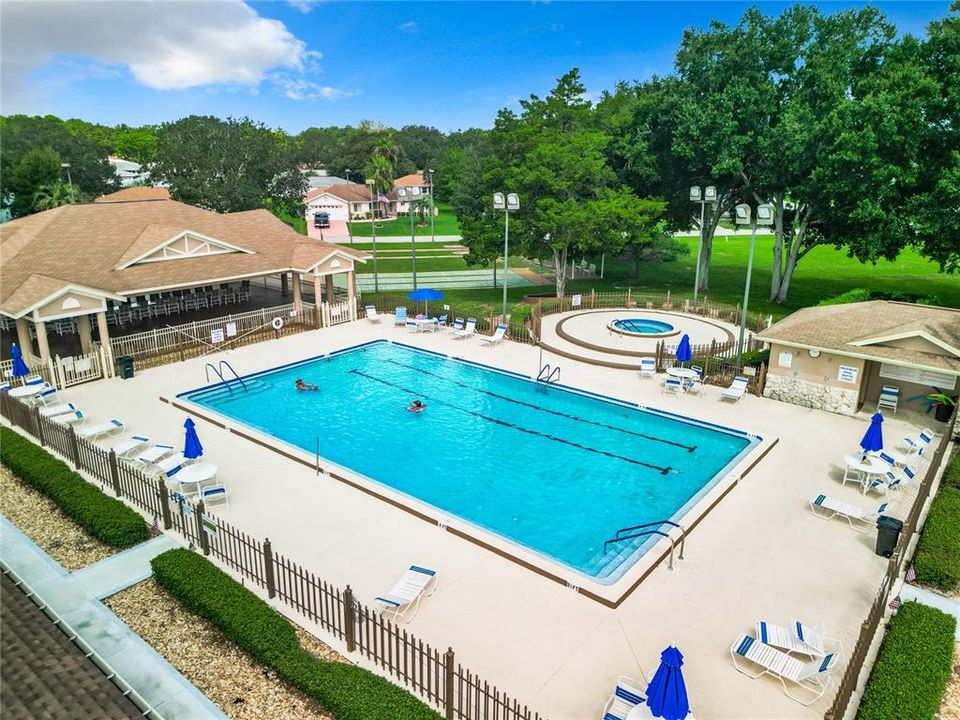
[661,377,684,396]
[720,376,749,402]
[154,452,188,477]
[52,410,85,425]
[135,443,176,465]
[453,318,477,340]
[730,634,838,706]
[394,307,408,325]
[639,358,657,379]
[39,402,78,418]
[756,620,841,659]
[110,435,150,459]
[77,419,124,441]
[0,382,11,393]
[374,565,438,622]
[365,305,381,323]
[877,385,899,414]
[480,324,508,345]
[810,494,890,532]
[30,385,59,406]
[601,676,646,720]
[447,318,465,335]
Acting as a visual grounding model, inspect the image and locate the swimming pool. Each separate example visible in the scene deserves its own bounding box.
[180,342,758,584]
[609,318,676,336]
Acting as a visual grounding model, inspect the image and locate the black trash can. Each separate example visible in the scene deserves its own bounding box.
[875,515,903,557]
[117,355,135,380]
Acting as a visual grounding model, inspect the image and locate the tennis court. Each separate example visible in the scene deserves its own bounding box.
[353,269,533,291]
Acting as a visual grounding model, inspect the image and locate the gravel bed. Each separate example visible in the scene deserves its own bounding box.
[938,642,960,720]
[105,579,337,720]
[0,466,115,570]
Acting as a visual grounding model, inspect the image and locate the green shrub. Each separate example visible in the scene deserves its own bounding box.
[913,486,960,591]
[817,288,873,306]
[740,348,771,367]
[152,549,442,720]
[0,427,149,548]
[818,288,941,307]
[942,451,960,491]
[857,602,956,720]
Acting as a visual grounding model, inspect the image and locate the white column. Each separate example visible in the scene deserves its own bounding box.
[313,272,323,327]
[15,318,33,357]
[35,320,51,365]
[346,270,357,320]
[95,310,110,345]
[292,272,303,314]
[77,315,93,354]
[325,275,335,305]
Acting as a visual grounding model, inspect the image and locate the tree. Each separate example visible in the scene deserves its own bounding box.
[32,181,83,210]
[4,147,63,217]
[396,125,446,173]
[114,127,159,165]
[151,116,306,214]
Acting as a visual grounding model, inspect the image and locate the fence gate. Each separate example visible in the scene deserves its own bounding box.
[50,344,109,388]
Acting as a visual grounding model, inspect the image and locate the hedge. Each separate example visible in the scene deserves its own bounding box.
[818,288,941,306]
[913,485,960,591]
[857,602,956,720]
[152,549,442,720]
[942,450,960,491]
[0,427,149,548]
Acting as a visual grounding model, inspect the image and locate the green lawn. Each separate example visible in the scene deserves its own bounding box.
[349,203,461,237]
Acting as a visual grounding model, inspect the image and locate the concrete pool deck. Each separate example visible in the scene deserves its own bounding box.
[53,319,939,719]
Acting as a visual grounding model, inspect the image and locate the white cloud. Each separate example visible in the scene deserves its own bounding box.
[398,21,418,32]
[273,76,360,102]
[287,0,323,12]
[0,0,353,108]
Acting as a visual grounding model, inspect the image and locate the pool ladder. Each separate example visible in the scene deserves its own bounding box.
[204,360,247,394]
[603,520,686,571]
[536,363,561,386]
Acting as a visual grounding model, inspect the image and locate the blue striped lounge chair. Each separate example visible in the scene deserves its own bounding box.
[480,324,508,345]
[901,428,935,453]
[447,318,465,335]
[51,410,85,426]
[110,435,150,459]
[453,318,477,339]
[374,565,438,622]
[730,634,838,706]
[721,376,749,402]
[135,443,176,465]
[756,620,841,659]
[394,307,408,325]
[77,419,125,441]
[810,494,890,532]
[39,402,78,418]
[601,676,646,720]
[365,305,381,323]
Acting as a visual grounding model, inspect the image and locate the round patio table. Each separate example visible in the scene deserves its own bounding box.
[8,384,44,398]
[666,367,698,382]
[175,462,217,497]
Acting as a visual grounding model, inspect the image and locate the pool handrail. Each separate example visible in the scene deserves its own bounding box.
[603,520,686,565]
[204,360,247,394]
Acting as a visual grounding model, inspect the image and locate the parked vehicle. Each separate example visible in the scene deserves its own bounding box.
[313,212,330,229]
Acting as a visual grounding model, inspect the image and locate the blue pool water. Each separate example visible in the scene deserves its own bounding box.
[181,342,756,583]
[611,318,675,335]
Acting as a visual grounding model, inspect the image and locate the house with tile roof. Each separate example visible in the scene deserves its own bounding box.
[304,183,397,225]
[756,301,960,417]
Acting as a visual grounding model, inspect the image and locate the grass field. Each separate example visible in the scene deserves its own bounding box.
[349,203,461,237]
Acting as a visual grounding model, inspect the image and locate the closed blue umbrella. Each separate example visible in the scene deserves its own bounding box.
[183,418,204,460]
[646,646,690,720]
[10,343,29,378]
[675,335,693,365]
[859,412,884,456]
[407,287,445,315]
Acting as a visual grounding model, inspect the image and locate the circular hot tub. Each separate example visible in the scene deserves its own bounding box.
[608,318,676,337]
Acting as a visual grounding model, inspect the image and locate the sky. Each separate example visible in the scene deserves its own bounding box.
[0,1,950,133]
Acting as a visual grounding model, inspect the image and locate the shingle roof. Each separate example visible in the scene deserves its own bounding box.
[757,301,960,374]
[393,172,425,187]
[0,199,366,317]
[95,187,171,203]
[305,184,375,203]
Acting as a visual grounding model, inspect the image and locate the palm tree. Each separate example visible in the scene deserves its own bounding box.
[32,181,82,211]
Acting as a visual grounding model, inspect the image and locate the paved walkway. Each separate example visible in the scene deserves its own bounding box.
[0,517,226,720]
[901,583,960,639]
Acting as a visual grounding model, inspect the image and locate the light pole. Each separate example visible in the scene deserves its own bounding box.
[493,192,520,321]
[733,202,773,370]
[344,169,353,244]
[428,169,435,245]
[397,186,422,290]
[366,178,380,293]
[690,185,717,304]
[61,162,72,186]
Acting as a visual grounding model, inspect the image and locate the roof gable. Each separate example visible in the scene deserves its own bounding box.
[851,328,960,358]
[115,230,255,270]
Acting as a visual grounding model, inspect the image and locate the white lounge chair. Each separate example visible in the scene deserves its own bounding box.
[453,318,477,340]
[662,377,684,396]
[601,676,646,720]
[52,410,85,425]
[756,620,841,659]
[447,318,465,335]
[877,385,899,414]
[77,419,124,440]
[29,385,59,406]
[135,443,176,465]
[480,324,508,345]
[365,305,381,323]
[639,358,657,379]
[0,382,11,393]
[374,565,438,622]
[39,402,78,418]
[730,634,838,706]
[810,494,891,532]
[720,376,749,402]
[394,307,408,326]
[155,452,188,477]
[110,435,150,459]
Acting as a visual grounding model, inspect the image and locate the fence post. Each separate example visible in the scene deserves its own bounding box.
[196,500,210,555]
[68,426,81,469]
[33,406,46,447]
[157,476,173,529]
[263,538,276,599]
[108,449,122,496]
[627,287,632,307]
[756,362,767,397]
[344,585,357,652]
[444,647,455,720]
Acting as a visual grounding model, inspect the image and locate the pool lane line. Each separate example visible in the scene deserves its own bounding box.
[349,369,672,475]
[382,358,697,454]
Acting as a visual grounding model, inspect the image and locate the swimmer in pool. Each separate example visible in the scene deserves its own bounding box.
[407,400,426,412]
[295,378,318,391]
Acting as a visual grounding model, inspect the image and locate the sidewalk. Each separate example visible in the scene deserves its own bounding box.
[900,583,960,639]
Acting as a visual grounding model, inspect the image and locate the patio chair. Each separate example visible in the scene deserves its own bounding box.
[756,620,841,660]
[77,419,125,441]
[394,307,408,325]
[453,318,477,340]
[39,402,78,418]
[52,410,86,426]
[437,314,449,327]
[901,428,935,454]
[110,435,150,459]
[730,634,838,706]
[720,376,750,402]
[685,377,705,396]
[877,385,899,414]
[862,474,902,497]
[810,494,891,532]
[365,305,381,323]
[691,365,704,377]
[374,565,438,622]
[600,676,647,720]
[406,319,419,332]
[662,377,684,397]
[201,484,229,509]
[447,318,465,335]
[480,324,508,345]
[639,358,657,379]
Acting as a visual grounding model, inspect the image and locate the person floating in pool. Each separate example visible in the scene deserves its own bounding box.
[295,378,318,391]
[407,400,427,413]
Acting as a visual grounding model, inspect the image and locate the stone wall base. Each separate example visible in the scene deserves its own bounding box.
[763,374,859,416]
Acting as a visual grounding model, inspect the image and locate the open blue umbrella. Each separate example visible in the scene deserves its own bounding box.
[859,412,884,456]
[675,335,693,365]
[407,287,445,315]
[183,418,204,460]
[646,646,690,720]
[10,343,29,379]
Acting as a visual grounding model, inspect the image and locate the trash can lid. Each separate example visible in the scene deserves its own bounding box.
[877,515,904,529]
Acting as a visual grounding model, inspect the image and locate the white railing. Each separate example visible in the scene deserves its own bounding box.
[327,300,354,326]
[0,352,51,385]
[52,346,108,388]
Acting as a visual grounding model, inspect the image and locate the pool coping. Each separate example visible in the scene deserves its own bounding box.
[166,340,778,608]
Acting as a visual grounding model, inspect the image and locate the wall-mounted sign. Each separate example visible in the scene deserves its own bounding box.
[225,322,238,337]
[211,328,225,343]
[879,363,957,391]
[778,351,793,368]
[837,365,859,384]
[201,514,218,536]
[571,294,582,307]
